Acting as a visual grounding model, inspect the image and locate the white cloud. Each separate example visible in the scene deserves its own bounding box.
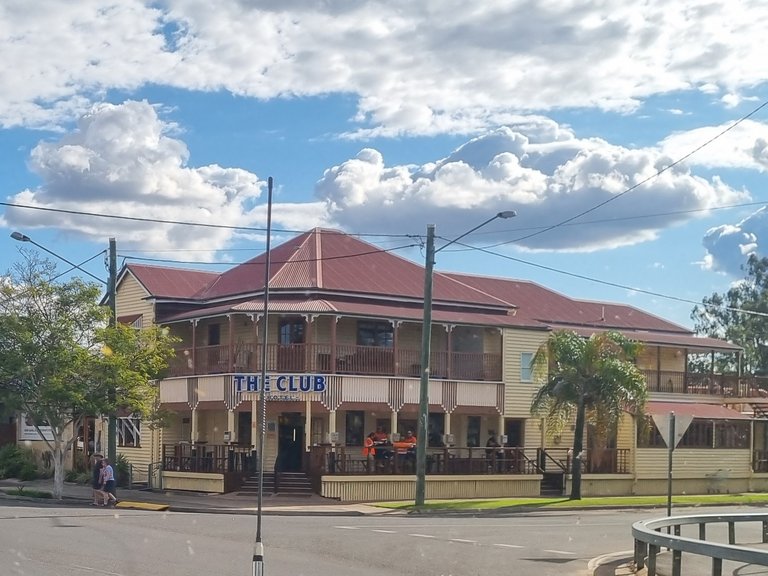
[0,100,331,258]
[661,120,768,172]
[316,123,748,252]
[701,207,768,276]
[2,1,768,134]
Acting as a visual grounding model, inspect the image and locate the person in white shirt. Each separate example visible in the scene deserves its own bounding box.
[99,458,118,506]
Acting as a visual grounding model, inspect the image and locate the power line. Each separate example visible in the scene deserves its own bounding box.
[456,240,768,319]
[495,99,768,248]
[0,251,106,309]
[119,242,421,266]
[0,201,415,239]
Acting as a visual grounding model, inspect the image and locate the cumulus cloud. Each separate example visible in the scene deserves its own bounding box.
[701,208,768,276]
[2,1,768,134]
[1,100,331,258]
[316,122,749,252]
[661,120,768,172]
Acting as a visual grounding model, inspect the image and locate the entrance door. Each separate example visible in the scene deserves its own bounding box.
[237,411,252,446]
[504,419,524,446]
[277,413,305,472]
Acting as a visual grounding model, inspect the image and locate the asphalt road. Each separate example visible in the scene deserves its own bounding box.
[1,501,764,576]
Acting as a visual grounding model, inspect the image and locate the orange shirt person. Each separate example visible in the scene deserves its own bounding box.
[362,433,377,457]
[394,431,417,453]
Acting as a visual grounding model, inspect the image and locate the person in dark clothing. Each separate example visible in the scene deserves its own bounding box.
[91,454,104,506]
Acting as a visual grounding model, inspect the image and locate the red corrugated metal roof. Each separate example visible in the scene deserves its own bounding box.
[555,325,741,351]
[196,228,509,307]
[125,264,218,299]
[646,401,751,420]
[444,273,690,333]
[130,228,738,354]
[161,296,545,329]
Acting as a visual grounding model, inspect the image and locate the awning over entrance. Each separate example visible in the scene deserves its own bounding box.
[645,401,752,420]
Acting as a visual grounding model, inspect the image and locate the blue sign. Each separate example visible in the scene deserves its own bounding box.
[233,374,326,393]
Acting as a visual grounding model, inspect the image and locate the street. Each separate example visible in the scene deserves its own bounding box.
[1,502,765,576]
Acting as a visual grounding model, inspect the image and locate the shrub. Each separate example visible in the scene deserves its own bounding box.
[65,469,80,483]
[0,445,39,480]
[115,453,131,487]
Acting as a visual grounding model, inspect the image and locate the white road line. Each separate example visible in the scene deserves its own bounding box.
[542,549,575,555]
[372,529,397,534]
[494,543,524,549]
[334,526,359,530]
[450,538,477,544]
[409,533,436,538]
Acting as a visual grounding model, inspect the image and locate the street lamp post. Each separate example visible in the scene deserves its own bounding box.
[414,211,516,507]
[10,232,108,286]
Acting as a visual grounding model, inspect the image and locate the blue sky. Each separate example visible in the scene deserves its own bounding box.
[2,1,768,329]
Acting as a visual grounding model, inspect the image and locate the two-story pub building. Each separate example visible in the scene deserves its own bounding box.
[101,228,768,501]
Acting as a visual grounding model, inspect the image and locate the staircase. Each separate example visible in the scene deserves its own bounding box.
[540,471,565,496]
[238,471,314,497]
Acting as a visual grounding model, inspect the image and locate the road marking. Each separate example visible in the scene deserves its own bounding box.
[494,543,524,549]
[372,529,397,533]
[542,549,575,555]
[334,526,359,530]
[409,533,436,538]
[450,538,477,544]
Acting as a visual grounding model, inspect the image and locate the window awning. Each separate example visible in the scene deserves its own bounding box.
[645,401,752,420]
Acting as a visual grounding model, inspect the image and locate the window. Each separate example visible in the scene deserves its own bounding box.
[279,319,305,344]
[117,416,141,448]
[345,410,364,446]
[637,417,750,449]
[467,416,481,447]
[208,323,220,346]
[357,320,393,347]
[637,417,665,448]
[521,352,534,382]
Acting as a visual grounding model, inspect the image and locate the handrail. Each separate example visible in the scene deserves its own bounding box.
[632,513,768,576]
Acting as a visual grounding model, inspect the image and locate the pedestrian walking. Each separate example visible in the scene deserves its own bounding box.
[100,458,118,506]
[91,454,104,506]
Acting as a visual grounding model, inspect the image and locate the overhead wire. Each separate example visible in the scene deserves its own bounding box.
[489,98,768,248]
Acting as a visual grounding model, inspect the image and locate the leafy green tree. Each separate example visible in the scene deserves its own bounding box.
[692,255,768,374]
[0,252,177,498]
[531,330,647,500]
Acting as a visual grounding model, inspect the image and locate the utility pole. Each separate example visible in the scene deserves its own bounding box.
[107,237,117,463]
[415,225,435,507]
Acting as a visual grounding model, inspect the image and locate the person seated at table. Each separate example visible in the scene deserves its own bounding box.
[393,430,417,467]
[363,432,376,458]
[373,426,390,444]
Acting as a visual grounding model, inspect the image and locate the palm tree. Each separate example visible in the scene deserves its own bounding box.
[531,330,647,500]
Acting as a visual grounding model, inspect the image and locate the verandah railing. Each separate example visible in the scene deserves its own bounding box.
[166,342,502,381]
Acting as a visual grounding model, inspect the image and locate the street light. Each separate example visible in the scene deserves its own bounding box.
[10,231,107,286]
[415,210,517,507]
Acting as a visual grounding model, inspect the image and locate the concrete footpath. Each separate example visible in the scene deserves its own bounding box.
[591,547,768,576]
[0,478,389,516]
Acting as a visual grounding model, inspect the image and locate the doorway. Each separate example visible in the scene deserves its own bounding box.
[504,419,524,446]
[278,412,305,472]
[237,411,252,447]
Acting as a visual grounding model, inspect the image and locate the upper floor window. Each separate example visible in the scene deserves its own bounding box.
[208,323,220,346]
[521,352,534,382]
[279,319,305,345]
[357,321,393,348]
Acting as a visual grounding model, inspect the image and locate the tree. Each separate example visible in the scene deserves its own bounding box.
[0,252,177,499]
[691,254,768,374]
[530,330,647,500]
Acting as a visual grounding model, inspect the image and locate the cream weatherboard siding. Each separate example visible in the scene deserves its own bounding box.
[502,328,548,419]
[115,273,154,325]
[635,448,751,478]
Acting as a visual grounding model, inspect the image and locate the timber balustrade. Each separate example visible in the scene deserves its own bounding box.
[162,443,257,475]
[166,342,502,381]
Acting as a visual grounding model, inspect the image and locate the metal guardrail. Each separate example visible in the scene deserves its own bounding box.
[632,513,768,576]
